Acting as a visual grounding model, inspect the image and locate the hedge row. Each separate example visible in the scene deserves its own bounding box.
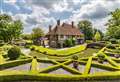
[112,58,120,63]
[104,48,120,55]
[30,58,39,73]
[37,58,56,64]
[91,61,119,71]
[1,71,120,81]
[101,52,119,67]
[0,55,5,64]
[1,58,120,81]
[30,44,86,57]
[84,57,92,74]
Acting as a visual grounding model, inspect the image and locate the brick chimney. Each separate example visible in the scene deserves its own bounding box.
[72,21,74,28]
[49,25,52,32]
[57,20,60,25]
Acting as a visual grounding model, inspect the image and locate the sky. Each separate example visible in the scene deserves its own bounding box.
[0,0,120,34]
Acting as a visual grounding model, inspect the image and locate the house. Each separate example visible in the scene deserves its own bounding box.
[46,20,84,48]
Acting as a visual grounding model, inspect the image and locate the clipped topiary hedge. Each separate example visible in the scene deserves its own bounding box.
[7,46,21,60]
[1,71,120,81]
[84,57,92,74]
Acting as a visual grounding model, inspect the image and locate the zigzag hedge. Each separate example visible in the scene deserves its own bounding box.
[30,44,86,57]
[1,46,120,81]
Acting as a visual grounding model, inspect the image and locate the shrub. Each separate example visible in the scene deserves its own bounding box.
[106,44,116,49]
[98,58,104,64]
[117,39,120,44]
[53,54,57,56]
[64,38,73,47]
[97,53,105,64]
[72,55,78,60]
[25,45,30,48]
[43,51,47,54]
[72,38,76,46]
[97,53,105,59]
[110,38,117,44]
[85,40,93,43]
[36,49,39,52]
[94,31,101,41]
[30,47,35,51]
[8,46,21,60]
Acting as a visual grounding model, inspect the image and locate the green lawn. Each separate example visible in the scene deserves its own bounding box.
[77,48,100,58]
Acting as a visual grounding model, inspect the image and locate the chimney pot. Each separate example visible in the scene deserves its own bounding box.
[72,21,74,28]
[49,25,52,32]
[57,20,60,25]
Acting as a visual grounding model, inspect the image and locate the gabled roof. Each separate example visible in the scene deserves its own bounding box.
[47,23,83,36]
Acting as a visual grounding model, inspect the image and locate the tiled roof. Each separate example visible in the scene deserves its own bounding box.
[47,23,83,36]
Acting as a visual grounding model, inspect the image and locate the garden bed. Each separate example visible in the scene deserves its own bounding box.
[4,63,31,71]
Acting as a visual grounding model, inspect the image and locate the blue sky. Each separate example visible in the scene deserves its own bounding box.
[1,0,120,33]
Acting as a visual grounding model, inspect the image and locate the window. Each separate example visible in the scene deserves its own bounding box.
[60,35,64,38]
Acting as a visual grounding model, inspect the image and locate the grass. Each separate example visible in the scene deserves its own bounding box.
[77,48,100,58]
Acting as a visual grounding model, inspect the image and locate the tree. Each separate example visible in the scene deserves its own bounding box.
[94,31,101,41]
[78,20,94,40]
[21,34,32,40]
[93,28,104,39]
[31,27,44,40]
[0,14,23,43]
[31,27,44,45]
[64,38,73,47]
[106,8,120,39]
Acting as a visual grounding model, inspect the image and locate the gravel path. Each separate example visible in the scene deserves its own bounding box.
[4,63,31,71]
[48,68,72,75]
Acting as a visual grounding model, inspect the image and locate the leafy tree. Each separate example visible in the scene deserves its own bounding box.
[64,38,73,47]
[31,27,45,45]
[31,27,44,40]
[93,28,104,39]
[94,31,101,41]
[0,14,23,43]
[106,8,120,39]
[21,34,32,40]
[78,20,94,40]
[72,38,76,46]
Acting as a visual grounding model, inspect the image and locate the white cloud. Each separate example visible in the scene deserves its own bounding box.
[52,0,69,12]
[65,0,120,32]
[11,5,56,33]
[3,0,120,33]
[4,0,17,4]
[4,0,20,10]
